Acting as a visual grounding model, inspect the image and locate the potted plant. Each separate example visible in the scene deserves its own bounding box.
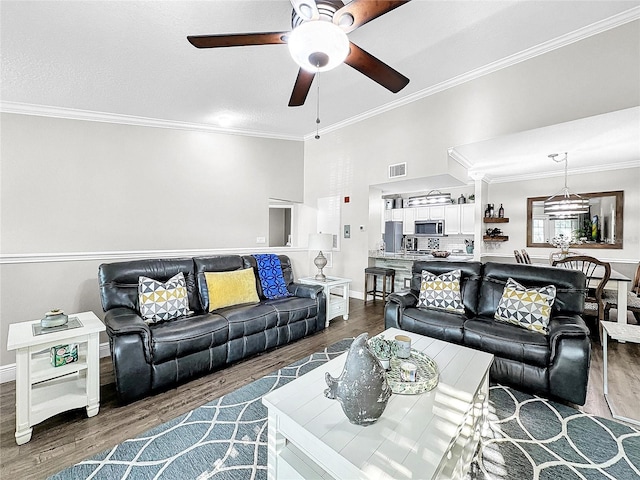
[468,194,475,203]
[368,335,399,370]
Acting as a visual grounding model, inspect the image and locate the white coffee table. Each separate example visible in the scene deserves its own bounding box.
[6,311,105,445]
[298,276,351,327]
[601,321,640,426]
[262,327,494,479]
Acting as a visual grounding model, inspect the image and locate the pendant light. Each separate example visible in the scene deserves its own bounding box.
[543,153,589,218]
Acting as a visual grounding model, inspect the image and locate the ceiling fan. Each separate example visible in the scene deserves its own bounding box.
[187,0,411,107]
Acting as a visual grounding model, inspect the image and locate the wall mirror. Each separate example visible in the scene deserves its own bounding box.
[526,191,623,249]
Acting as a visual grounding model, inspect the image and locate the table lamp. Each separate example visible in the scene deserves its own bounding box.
[309,233,333,280]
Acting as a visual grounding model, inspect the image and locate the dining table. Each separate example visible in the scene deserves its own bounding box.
[584,265,632,325]
[546,252,632,324]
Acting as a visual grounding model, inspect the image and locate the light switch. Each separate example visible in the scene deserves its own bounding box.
[344,225,350,238]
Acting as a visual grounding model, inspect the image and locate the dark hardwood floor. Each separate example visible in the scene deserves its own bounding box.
[1,300,638,479]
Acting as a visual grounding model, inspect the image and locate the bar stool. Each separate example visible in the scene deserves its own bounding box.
[364,267,395,303]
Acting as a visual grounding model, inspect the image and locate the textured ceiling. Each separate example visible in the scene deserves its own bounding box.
[2,1,638,138]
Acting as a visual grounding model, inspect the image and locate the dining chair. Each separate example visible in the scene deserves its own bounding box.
[552,255,611,342]
[604,262,640,323]
[514,250,525,264]
[521,249,532,264]
[549,250,580,264]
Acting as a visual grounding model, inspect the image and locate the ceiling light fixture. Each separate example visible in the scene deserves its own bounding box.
[287,20,349,72]
[407,191,452,206]
[544,152,589,218]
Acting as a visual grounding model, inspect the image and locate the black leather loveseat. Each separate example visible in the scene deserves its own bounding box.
[99,254,325,403]
[385,261,591,405]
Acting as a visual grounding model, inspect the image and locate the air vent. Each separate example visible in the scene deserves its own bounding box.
[388,162,407,178]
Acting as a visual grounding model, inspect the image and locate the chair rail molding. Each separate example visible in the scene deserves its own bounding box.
[0,247,309,265]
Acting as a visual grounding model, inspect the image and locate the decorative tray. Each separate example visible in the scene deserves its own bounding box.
[386,349,439,395]
[32,316,83,336]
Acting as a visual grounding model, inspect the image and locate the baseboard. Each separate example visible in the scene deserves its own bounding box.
[350,290,364,301]
[0,342,111,384]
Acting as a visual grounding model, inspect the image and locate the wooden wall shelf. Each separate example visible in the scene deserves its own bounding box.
[483,218,509,223]
[483,235,509,242]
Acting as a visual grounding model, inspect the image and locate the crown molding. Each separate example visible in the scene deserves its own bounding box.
[447,148,473,169]
[305,7,640,140]
[487,159,640,184]
[2,8,638,141]
[0,102,303,142]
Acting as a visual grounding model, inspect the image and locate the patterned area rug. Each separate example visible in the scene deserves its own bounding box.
[50,340,640,480]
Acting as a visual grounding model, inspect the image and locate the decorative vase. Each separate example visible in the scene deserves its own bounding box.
[41,309,68,328]
[324,333,392,426]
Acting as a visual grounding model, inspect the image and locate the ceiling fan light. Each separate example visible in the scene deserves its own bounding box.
[287,20,349,72]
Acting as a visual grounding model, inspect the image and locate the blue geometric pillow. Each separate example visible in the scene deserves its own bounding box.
[253,254,291,300]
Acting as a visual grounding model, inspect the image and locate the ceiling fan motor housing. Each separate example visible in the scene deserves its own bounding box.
[291,0,347,28]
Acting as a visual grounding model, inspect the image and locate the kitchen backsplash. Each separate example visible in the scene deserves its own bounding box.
[417,236,472,252]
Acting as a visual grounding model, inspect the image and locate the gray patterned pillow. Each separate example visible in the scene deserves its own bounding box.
[418,269,465,314]
[138,272,190,324]
[494,278,556,334]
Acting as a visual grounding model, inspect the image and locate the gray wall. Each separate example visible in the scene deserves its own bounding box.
[0,114,306,366]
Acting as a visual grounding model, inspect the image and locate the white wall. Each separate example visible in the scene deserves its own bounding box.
[486,168,640,263]
[304,21,640,296]
[1,20,638,371]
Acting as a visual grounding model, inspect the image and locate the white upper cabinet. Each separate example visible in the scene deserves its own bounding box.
[429,205,445,220]
[460,204,475,235]
[445,204,475,235]
[391,209,403,221]
[403,208,415,234]
[415,205,445,220]
[444,205,461,235]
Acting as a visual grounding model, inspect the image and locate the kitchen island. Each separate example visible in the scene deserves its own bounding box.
[368,251,474,292]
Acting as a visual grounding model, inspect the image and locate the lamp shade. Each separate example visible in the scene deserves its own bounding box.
[309,233,333,251]
[287,21,349,72]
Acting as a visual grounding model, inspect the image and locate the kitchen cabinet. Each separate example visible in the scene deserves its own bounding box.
[444,204,475,235]
[403,208,415,234]
[415,205,445,220]
[460,204,475,234]
[384,209,392,222]
[391,209,403,221]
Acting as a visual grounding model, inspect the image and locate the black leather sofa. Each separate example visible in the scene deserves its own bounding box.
[99,254,325,403]
[385,261,591,405]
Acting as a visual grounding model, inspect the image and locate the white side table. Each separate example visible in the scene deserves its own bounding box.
[6,311,105,445]
[298,276,351,327]
[601,321,640,426]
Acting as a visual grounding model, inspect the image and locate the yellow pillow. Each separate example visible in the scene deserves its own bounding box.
[204,269,259,312]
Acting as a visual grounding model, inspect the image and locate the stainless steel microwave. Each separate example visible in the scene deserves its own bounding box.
[414,220,445,236]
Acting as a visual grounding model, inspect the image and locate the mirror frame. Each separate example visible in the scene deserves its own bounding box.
[526,190,624,249]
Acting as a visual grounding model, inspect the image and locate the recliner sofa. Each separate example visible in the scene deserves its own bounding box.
[385,261,591,405]
[99,254,325,403]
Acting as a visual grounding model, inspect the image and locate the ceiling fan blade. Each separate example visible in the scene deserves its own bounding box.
[333,0,411,34]
[344,42,409,93]
[290,0,319,21]
[288,69,316,107]
[187,32,289,49]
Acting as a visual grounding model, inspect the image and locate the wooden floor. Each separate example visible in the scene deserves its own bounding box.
[1,300,638,479]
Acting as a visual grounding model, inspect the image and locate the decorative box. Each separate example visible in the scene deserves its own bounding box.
[50,343,78,367]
